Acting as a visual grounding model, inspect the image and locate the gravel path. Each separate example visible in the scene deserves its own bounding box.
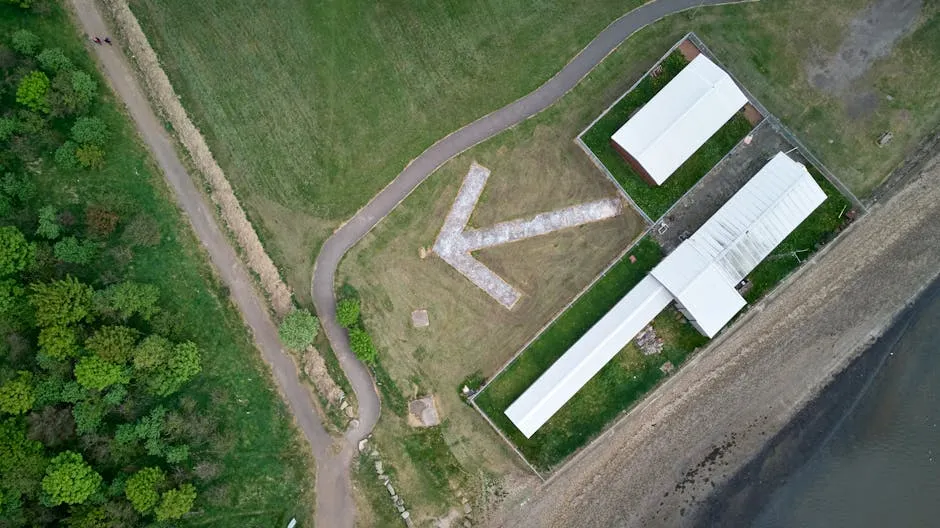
[66,0,346,525]
[490,143,940,527]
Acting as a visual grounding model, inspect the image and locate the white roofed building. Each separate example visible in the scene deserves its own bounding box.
[650,152,827,336]
[610,54,748,186]
[504,153,827,438]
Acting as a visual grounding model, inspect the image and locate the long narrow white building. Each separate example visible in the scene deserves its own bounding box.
[610,54,747,186]
[505,152,826,438]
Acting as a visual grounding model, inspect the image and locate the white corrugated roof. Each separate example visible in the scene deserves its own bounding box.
[611,54,747,185]
[651,152,827,336]
[505,275,672,438]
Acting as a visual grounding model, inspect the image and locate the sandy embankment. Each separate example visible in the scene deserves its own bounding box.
[490,135,940,528]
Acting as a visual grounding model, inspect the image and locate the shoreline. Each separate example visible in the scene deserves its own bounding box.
[692,276,940,526]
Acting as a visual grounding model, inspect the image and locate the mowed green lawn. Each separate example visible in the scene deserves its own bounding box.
[128,0,939,302]
[2,5,314,525]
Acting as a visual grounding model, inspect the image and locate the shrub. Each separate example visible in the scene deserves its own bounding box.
[277,309,319,351]
[54,141,79,169]
[85,206,118,238]
[348,328,377,366]
[336,298,360,328]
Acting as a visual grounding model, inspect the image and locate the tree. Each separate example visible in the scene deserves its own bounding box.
[26,406,75,447]
[38,325,79,360]
[0,278,26,318]
[37,48,73,74]
[348,328,377,366]
[49,71,96,118]
[0,117,16,142]
[74,356,128,391]
[336,298,360,328]
[36,205,60,239]
[40,451,101,506]
[277,309,319,350]
[29,276,94,327]
[0,226,34,276]
[1,172,36,203]
[16,71,50,114]
[75,144,105,169]
[85,326,138,363]
[124,467,164,514]
[165,444,189,464]
[0,372,35,415]
[133,338,200,396]
[70,71,97,105]
[154,483,196,521]
[4,0,34,9]
[94,282,160,321]
[70,400,104,435]
[11,30,41,56]
[54,141,80,169]
[54,236,97,265]
[0,418,47,503]
[70,117,108,146]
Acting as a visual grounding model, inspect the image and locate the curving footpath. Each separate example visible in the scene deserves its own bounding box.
[312,0,754,526]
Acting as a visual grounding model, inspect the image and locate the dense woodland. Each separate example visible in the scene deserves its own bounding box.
[1,2,312,526]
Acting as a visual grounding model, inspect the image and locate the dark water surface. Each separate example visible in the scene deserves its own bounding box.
[751,283,940,528]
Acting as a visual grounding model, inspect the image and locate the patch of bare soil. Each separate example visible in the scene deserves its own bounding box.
[102,0,294,315]
[805,0,922,118]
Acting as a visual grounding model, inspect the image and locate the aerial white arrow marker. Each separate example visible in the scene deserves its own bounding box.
[433,163,623,309]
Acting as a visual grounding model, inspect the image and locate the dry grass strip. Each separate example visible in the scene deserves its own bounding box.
[101,0,294,315]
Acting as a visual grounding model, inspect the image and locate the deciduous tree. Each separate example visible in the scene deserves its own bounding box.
[85,326,138,363]
[74,144,105,169]
[35,205,60,240]
[124,467,164,513]
[40,451,101,506]
[132,337,200,396]
[29,276,94,327]
[36,48,73,74]
[0,418,47,503]
[10,29,40,56]
[70,117,108,146]
[53,236,97,265]
[0,226,33,276]
[74,355,128,391]
[0,371,35,415]
[38,325,79,360]
[95,282,160,321]
[154,483,196,521]
[16,71,50,114]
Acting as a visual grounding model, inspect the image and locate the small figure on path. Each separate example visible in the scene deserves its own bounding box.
[93,37,102,44]
[104,37,112,45]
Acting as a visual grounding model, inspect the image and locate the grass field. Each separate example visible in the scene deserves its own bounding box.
[1,6,314,525]
[580,50,754,220]
[127,0,938,303]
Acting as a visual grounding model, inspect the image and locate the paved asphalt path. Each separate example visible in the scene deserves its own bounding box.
[68,0,751,526]
[311,0,753,524]
[67,1,352,526]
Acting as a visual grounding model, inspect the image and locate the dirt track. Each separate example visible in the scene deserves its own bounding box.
[491,137,940,527]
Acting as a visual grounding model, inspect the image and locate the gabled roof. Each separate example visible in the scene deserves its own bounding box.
[611,54,747,185]
[651,152,827,336]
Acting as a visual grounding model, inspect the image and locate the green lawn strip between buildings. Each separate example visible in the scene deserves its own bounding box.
[581,51,754,220]
[476,168,851,470]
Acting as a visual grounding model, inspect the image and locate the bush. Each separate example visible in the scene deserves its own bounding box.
[347,328,377,366]
[277,309,319,351]
[85,206,119,238]
[336,298,360,328]
[54,141,79,169]
[10,29,40,56]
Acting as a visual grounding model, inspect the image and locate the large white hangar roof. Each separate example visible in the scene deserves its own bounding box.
[650,152,827,336]
[611,54,747,185]
[504,152,827,438]
[504,275,673,438]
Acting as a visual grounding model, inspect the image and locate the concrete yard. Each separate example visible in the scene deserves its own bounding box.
[489,136,940,527]
[651,120,810,252]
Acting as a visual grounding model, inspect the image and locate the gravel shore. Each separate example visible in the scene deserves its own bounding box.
[490,136,940,527]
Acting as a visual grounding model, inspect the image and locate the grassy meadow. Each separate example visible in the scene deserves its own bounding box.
[1,5,313,526]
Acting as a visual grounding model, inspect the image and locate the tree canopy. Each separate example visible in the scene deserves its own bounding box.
[40,451,101,506]
[0,226,33,277]
[124,467,164,513]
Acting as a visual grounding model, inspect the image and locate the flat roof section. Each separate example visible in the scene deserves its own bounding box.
[611,54,747,186]
[504,275,673,438]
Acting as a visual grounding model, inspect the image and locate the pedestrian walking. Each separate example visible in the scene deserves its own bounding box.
[104,37,112,45]
[93,37,102,44]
